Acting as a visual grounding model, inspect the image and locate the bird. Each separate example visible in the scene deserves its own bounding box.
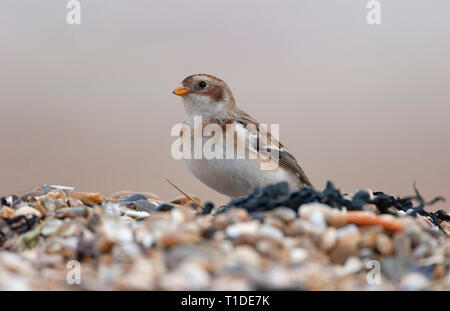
[172,74,311,198]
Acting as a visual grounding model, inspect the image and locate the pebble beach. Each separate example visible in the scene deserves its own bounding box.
[0,182,449,290]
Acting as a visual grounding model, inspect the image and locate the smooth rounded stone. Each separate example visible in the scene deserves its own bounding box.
[1,205,16,219]
[263,216,285,231]
[299,203,347,228]
[298,203,329,219]
[134,199,158,213]
[56,207,90,218]
[21,190,45,201]
[340,256,363,275]
[104,202,121,216]
[118,241,141,257]
[376,233,394,255]
[68,198,84,207]
[413,243,431,258]
[102,221,133,244]
[381,256,415,280]
[227,245,262,268]
[158,230,202,248]
[156,203,174,212]
[37,189,67,211]
[62,236,79,250]
[330,232,361,264]
[70,192,104,206]
[41,219,64,236]
[393,233,412,256]
[0,252,33,275]
[360,229,379,249]
[134,228,155,249]
[111,191,159,201]
[123,210,150,219]
[255,239,281,258]
[272,207,297,222]
[290,247,309,264]
[360,247,375,259]
[170,207,196,224]
[400,273,430,290]
[118,193,147,203]
[288,219,323,236]
[170,196,201,207]
[319,228,338,251]
[225,220,260,239]
[259,224,284,241]
[337,224,360,239]
[308,210,327,233]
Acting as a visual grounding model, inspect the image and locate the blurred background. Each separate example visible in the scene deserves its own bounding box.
[1,0,449,209]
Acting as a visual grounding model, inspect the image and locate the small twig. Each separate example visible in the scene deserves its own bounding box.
[165,178,204,210]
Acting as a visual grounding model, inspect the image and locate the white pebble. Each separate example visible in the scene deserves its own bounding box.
[226,221,260,238]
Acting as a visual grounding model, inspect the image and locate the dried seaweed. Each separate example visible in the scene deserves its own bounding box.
[217,181,448,231]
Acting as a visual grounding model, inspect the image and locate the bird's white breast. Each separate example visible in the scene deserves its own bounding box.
[184,128,300,197]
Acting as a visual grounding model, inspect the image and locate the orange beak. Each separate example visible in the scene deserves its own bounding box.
[172,85,188,96]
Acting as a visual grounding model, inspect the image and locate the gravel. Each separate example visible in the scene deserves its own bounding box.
[0,182,448,290]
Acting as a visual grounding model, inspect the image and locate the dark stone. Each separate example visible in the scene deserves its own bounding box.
[118,193,147,203]
[381,256,415,281]
[156,203,174,212]
[134,199,158,213]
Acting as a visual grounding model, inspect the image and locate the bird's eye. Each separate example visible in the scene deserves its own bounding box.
[198,81,207,88]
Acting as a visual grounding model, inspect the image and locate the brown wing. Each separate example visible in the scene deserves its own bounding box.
[236,111,312,187]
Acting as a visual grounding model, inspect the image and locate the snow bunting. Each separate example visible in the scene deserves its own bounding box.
[172,74,311,197]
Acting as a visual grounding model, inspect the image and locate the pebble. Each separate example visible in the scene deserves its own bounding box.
[337,224,360,239]
[381,256,415,280]
[227,245,261,268]
[134,199,159,213]
[290,248,309,264]
[0,206,15,219]
[70,192,104,206]
[118,193,147,203]
[330,232,361,264]
[259,224,284,241]
[15,206,42,218]
[272,207,297,222]
[400,273,430,290]
[376,234,394,255]
[309,210,327,233]
[56,207,89,218]
[341,256,363,275]
[225,221,260,238]
[38,189,67,211]
[393,233,412,256]
[320,228,338,251]
[41,219,64,236]
[123,210,151,219]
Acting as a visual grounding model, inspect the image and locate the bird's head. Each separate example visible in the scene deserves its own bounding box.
[173,74,237,120]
